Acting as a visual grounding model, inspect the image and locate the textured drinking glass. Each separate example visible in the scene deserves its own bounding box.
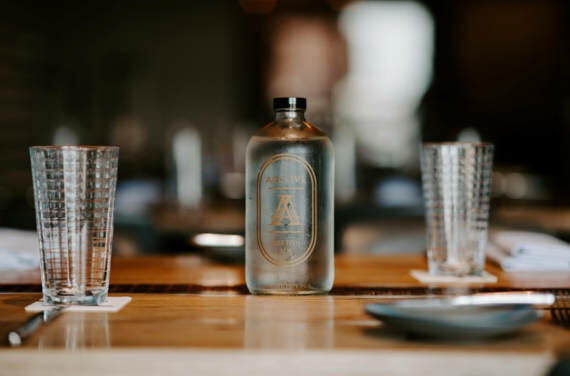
[30,146,119,305]
[420,142,493,276]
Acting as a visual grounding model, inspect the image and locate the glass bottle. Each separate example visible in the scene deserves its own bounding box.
[245,97,334,294]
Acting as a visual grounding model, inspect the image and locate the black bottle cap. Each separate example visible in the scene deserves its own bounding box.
[273,97,307,111]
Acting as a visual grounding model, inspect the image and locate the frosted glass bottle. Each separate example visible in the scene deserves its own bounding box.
[245,97,334,294]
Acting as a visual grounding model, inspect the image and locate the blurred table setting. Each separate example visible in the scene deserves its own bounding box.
[0,140,569,376]
[0,0,570,374]
[1,243,569,376]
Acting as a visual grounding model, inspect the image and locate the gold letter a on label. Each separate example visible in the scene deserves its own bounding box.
[270,194,302,226]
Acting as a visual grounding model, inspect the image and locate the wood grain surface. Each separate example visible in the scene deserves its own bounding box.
[0,293,568,375]
[2,254,569,289]
[1,254,569,376]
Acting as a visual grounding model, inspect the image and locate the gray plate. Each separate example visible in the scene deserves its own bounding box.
[365,302,542,339]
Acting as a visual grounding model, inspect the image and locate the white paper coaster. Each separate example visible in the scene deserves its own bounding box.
[25,297,132,312]
[410,270,498,284]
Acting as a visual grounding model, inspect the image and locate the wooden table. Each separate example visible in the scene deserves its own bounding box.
[1,254,569,376]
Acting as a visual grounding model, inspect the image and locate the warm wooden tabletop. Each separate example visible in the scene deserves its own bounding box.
[2,253,569,290]
[1,254,569,376]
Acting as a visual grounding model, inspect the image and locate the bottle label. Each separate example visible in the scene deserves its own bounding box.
[257,153,317,267]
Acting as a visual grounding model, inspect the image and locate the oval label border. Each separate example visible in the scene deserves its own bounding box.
[257,153,317,267]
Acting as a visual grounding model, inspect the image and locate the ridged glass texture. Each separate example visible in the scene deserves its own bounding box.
[30,146,119,305]
[421,142,493,276]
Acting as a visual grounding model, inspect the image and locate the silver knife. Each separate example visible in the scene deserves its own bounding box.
[390,292,556,309]
[7,305,66,347]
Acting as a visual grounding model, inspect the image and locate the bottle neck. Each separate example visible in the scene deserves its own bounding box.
[274,109,305,122]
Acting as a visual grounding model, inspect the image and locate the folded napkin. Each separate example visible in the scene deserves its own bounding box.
[0,229,40,271]
[487,231,570,271]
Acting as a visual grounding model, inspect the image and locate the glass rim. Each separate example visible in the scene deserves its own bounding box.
[30,145,119,151]
[422,141,494,148]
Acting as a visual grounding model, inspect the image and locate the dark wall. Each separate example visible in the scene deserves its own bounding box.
[423,0,570,198]
[0,0,568,229]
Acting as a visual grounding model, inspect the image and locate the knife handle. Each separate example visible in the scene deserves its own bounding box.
[7,307,64,346]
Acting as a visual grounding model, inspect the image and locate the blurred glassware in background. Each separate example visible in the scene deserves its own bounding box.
[52,124,79,146]
[0,0,565,259]
[457,127,482,143]
[421,142,494,276]
[334,1,434,170]
[265,16,344,115]
[171,126,202,207]
[492,170,549,201]
[331,117,357,203]
[219,125,249,200]
[263,14,349,202]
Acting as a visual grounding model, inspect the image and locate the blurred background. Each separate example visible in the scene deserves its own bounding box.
[1,0,569,256]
